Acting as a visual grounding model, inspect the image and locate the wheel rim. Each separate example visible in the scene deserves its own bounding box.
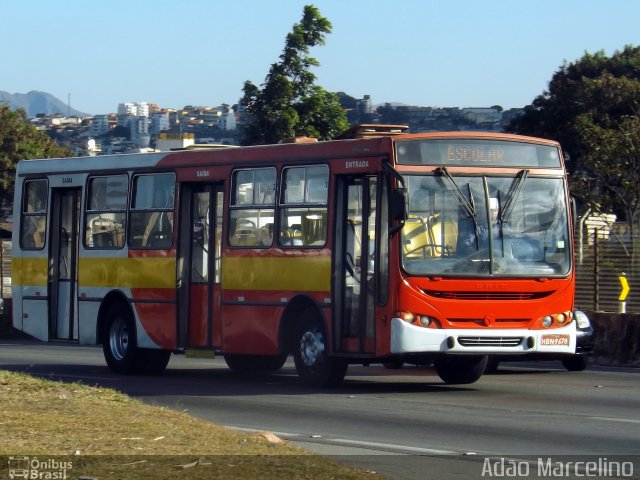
[109,315,129,361]
[299,328,325,368]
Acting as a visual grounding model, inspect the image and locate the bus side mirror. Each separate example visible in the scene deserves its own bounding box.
[390,188,407,222]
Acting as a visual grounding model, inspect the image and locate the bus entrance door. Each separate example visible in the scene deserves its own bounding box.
[49,188,80,341]
[334,176,377,354]
[177,184,224,349]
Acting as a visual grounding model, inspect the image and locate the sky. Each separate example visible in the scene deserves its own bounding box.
[2,0,639,115]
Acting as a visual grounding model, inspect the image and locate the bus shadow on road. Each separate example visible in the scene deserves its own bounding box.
[0,361,479,397]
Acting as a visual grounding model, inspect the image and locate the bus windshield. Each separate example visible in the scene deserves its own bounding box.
[401,173,571,276]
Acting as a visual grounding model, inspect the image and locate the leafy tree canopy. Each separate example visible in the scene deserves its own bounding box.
[506,45,640,228]
[0,105,70,207]
[240,5,349,145]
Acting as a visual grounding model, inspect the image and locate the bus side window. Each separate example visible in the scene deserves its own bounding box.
[229,168,275,248]
[128,173,175,249]
[20,179,48,250]
[84,175,128,249]
[278,165,329,248]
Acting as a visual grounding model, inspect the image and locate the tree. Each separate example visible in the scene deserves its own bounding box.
[0,106,70,209]
[506,46,640,211]
[376,103,410,125]
[576,114,640,238]
[240,5,349,145]
[506,45,640,270]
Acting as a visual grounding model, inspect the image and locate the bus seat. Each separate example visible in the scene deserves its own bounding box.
[402,216,433,257]
[280,225,303,246]
[232,219,258,247]
[427,214,458,256]
[91,217,116,247]
[142,212,173,248]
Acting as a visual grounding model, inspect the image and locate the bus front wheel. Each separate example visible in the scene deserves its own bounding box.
[293,317,347,388]
[434,355,487,385]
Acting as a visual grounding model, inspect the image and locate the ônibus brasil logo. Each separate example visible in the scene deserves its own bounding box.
[7,457,72,480]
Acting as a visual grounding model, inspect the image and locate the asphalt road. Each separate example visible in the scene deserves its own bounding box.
[1,339,639,479]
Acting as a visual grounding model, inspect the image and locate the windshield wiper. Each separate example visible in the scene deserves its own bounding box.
[435,167,476,219]
[435,167,480,249]
[498,169,529,225]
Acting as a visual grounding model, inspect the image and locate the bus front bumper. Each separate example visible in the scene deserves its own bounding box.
[390,317,577,355]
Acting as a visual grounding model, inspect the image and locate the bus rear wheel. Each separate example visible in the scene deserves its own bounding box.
[293,317,348,388]
[434,355,487,385]
[102,304,170,375]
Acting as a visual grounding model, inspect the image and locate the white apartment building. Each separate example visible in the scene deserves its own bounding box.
[117,101,150,126]
[218,107,236,130]
[117,101,150,117]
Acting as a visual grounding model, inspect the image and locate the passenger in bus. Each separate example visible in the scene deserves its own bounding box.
[259,223,274,246]
[22,216,45,248]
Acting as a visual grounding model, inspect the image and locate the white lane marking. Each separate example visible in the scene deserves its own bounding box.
[226,426,459,455]
[590,416,640,425]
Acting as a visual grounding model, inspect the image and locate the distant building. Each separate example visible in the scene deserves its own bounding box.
[118,102,149,117]
[218,107,236,130]
[356,95,373,116]
[150,112,170,135]
[91,115,110,136]
[117,101,149,126]
[129,116,150,148]
[156,132,195,151]
[461,108,503,127]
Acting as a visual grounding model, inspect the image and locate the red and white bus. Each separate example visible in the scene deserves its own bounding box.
[12,126,576,386]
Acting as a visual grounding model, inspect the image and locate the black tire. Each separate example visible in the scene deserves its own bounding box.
[382,359,405,370]
[484,356,500,374]
[260,354,288,371]
[223,354,287,373]
[135,348,171,374]
[561,355,589,372]
[434,355,487,385]
[293,316,348,388]
[102,303,170,375]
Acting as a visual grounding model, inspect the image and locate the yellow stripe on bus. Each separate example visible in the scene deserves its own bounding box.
[78,257,176,289]
[13,257,176,289]
[221,256,330,291]
[12,257,48,286]
[14,255,330,292]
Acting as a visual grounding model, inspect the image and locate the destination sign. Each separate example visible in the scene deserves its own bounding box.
[396,139,561,168]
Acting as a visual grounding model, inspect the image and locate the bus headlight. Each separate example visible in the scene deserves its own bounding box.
[395,312,440,328]
[539,311,572,328]
[418,316,431,327]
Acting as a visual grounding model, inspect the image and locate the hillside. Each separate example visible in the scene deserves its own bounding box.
[0,90,88,117]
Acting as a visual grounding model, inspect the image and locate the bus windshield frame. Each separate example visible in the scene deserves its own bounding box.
[400,172,572,278]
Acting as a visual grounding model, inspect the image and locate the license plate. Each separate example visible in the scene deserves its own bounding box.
[541,334,570,346]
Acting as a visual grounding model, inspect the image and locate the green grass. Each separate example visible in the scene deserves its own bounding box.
[0,370,382,479]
